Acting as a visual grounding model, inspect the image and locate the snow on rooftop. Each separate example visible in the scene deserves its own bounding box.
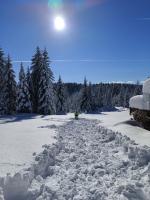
[143,78,150,94]
[129,78,150,110]
[129,95,144,110]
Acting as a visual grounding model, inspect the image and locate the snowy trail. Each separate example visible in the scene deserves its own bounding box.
[0,110,150,178]
[80,110,150,147]
[27,119,150,200]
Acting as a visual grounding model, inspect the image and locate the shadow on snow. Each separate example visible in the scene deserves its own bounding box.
[0,113,42,124]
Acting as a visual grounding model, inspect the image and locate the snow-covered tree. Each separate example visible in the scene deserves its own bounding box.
[31,47,43,113]
[0,48,6,114]
[96,84,103,109]
[26,67,33,106]
[87,82,94,112]
[56,76,66,114]
[31,47,55,115]
[118,84,125,107]
[80,78,88,112]
[133,85,141,96]
[67,91,81,112]
[17,63,32,113]
[123,88,129,107]
[103,84,114,108]
[38,49,56,115]
[4,56,17,114]
[80,78,93,113]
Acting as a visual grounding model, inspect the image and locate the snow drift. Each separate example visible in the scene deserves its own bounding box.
[1,119,150,200]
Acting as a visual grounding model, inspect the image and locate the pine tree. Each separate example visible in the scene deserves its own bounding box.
[0,48,6,114]
[80,78,88,112]
[26,67,33,107]
[17,63,32,113]
[4,56,17,114]
[103,84,113,108]
[133,85,142,96]
[80,78,93,113]
[118,84,125,107]
[31,47,43,113]
[38,48,55,115]
[123,88,129,108]
[87,82,94,112]
[56,76,66,114]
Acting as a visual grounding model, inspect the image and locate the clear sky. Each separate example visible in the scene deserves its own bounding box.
[0,0,150,83]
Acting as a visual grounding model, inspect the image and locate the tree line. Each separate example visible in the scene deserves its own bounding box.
[64,80,142,113]
[0,47,142,115]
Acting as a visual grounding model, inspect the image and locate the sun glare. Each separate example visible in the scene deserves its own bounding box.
[54,16,66,31]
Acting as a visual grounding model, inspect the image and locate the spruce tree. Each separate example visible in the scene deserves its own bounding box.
[56,76,66,114]
[4,55,17,114]
[80,77,93,113]
[123,88,129,108]
[87,82,94,112]
[0,48,6,114]
[31,47,43,113]
[133,85,141,96]
[17,63,32,113]
[96,84,103,108]
[118,84,125,107]
[38,48,55,115]
[26,67,33,107]
[80,77,88,112]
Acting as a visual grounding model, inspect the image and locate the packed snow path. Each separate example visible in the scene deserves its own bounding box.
[26,119,150,200]
[80,110,150,147]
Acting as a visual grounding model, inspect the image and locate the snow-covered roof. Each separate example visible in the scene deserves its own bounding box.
[143,78,150,94]
[129,95,144,110]
[129,78,150,110]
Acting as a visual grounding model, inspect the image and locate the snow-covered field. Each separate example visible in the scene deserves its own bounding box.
[1,109,150,199]
[0,109,150,177]
[0,114,71,176]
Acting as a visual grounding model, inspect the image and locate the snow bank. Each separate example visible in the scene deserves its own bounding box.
[1,119,150,199]
[0,168,34,200]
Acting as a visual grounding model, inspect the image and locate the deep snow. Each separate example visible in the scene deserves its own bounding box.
[0,114,71,176]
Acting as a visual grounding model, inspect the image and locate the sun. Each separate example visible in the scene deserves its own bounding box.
[54,16,66,31]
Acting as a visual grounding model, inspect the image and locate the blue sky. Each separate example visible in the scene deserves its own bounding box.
[0,0,150,83]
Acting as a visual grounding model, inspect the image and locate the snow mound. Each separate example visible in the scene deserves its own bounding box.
[0,168,34,200]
